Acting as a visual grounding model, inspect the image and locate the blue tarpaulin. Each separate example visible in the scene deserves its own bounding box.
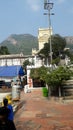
[0,65,24,77]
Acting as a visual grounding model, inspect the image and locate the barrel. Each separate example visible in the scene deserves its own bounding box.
[62,79,73,96]
[12,85,20,101]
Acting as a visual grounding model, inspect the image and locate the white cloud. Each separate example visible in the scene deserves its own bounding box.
[27,0,40,12]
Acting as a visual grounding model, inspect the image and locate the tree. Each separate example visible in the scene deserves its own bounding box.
[30,68,39,79]
[64,49,73,63]
[38,34,67,64]
[30,66,72,97]
[23,59,34,74]
[52,34,66,59]
[30,66,49,88]
[30,66,49,81]
[23,60,31,68]
[46,66,72,97]
[0,46,10,55]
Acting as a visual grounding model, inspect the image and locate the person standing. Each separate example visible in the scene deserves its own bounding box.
[0,107,16,130]
[3,98,14,121]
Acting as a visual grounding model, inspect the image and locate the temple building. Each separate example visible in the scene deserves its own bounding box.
[38,28,53,50]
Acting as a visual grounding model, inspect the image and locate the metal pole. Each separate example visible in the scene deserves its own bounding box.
[44,0,54,64]
[48,7,52,64]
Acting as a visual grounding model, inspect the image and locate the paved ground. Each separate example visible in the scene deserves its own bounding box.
[14,89,73,130]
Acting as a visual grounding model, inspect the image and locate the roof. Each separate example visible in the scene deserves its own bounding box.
[0,65,24,77]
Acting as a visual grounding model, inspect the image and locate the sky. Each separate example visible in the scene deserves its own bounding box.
[0,0,73,42]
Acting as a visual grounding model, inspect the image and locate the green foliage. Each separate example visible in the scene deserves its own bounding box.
[39,43,49,57]
[42,87,48,97]
[52,34,66,59]
[23,60,33,68]
[0,46,10,55]
[30,66,72,89]
[30,66,49,81]
[52,57,60,65]
[65,49,73,63]
[37,66,49,81]
[30,68,40,79]
[1,34,38,55]
[46,66,72,88]
[38,34,67,64]
[30,65,73,97]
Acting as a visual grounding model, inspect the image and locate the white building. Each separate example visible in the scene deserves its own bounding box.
[0,53,29,66]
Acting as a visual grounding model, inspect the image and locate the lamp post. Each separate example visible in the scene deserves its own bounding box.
[44,0,54,64]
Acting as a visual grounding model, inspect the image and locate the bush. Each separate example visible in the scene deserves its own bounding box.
[42,87,48,97]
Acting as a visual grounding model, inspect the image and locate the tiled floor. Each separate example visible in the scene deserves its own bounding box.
[14,89,73,130]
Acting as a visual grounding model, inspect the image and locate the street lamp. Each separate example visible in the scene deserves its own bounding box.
[44,0,54,64]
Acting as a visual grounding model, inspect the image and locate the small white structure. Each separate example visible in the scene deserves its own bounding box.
[65,56,70,65]
[12,85,20,101]
[24,85,28,93]
[24,85,31,93]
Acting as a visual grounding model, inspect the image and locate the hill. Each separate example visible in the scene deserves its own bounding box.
[0,34,73,55]
[0,34,38,55]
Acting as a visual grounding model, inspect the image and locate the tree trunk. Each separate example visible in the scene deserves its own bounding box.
[48,86,51,99]
[59,86,61,97]
[46,83,48,89]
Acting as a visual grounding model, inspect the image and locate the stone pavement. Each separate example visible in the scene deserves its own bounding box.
[14,89,73,130]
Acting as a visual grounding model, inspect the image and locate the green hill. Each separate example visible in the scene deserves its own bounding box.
[1,34,73,55]
[0,34,38,55]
